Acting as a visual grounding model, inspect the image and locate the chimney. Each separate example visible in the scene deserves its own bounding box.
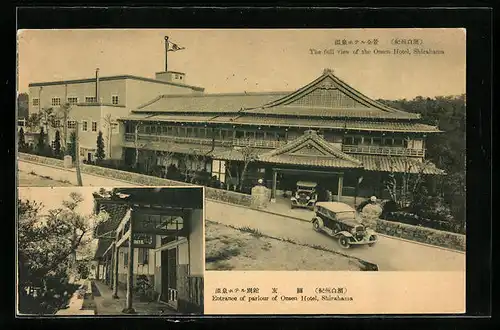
[95,68,100,103]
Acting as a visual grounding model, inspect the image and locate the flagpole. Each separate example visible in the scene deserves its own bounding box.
[164,36,169,72]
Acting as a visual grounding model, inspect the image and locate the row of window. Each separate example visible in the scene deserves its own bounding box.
[342,136,408,147]
[131,124,414,147]
[122,248,150,266]
[32,95,120,107]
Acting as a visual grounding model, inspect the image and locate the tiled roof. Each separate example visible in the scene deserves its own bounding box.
[243,107,419,119]
[251,69,420,120]
[121,140,223,155]
[93,239,113,260]
[354,155,445,175]
[211,147,269,161]
[93,200,130,238]
[119,113,441,133]
[258,154,364,168]
[135,92,290,113]
[258,130,363,168]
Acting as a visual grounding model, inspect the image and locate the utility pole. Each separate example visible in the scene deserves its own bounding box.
[74,121,83,186]
[164,36,169,72]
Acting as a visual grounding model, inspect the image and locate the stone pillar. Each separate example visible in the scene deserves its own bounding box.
[271,170,277,202]
[123,227,135,314]
[112,243,119,299]
[96,260,100,280]
[337,174,344,202]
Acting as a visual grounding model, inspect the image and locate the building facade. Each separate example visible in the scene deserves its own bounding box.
[92,187,204,314]
[22,70,204,162]
[117,69,444,201]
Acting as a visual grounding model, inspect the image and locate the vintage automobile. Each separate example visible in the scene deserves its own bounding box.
[290,181,318,210]
[311,202,378,249]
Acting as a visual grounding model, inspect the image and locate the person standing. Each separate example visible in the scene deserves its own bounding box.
[360,196,382,228]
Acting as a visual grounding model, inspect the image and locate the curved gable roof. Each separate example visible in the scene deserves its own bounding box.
[245,69,420,120]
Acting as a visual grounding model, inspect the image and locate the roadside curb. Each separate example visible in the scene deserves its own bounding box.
[19,160,465,255]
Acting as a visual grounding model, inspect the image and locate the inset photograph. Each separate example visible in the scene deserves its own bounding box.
[17,186,204,316]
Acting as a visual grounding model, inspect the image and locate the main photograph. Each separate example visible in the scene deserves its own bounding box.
[17,29,466,272]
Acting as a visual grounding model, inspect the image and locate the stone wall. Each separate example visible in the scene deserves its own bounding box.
[375,218,466,252]
[18,153,252,207]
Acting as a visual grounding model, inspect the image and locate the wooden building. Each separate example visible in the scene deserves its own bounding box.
[92,187,204,314]
[117,68,445,200]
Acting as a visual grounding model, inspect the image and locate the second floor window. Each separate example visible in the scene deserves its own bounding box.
[82,121,88,132]
[92,121,98,132]
[67,120,76,129]
[112,95,119,105]
[32,98,39,106]
[67,97,78,105]
[51,97,61,106]
[85,96,97,103]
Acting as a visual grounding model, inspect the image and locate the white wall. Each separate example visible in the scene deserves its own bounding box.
[117,246,156,276]
[188,209,204,276]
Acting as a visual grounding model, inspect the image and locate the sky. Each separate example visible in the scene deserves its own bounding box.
[17,28,466,100]
[18,186,100,217]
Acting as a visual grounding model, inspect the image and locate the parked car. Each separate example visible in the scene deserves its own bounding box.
[291,181,318,210]
[311,202,378,249]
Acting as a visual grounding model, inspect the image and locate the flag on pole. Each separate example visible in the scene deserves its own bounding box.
[167,40,185,52]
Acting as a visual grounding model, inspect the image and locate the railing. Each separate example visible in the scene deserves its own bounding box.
[123,133,233,147]
[342,145,425,157]
[232,138,286,149]
[123,133,425,157]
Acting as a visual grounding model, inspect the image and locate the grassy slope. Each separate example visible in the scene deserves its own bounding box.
[205,220,367,271]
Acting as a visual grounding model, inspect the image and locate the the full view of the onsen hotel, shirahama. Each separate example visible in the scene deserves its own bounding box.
[21,49,445,202]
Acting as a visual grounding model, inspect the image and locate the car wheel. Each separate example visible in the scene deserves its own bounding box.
[338,236,351,249]
[312,220,320,232]
[368,235,377,247]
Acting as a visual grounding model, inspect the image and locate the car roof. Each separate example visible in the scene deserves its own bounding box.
[296,181,317,187]
[315,202,355,213]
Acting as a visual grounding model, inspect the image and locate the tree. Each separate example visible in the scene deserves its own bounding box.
[53,130,61,157]
[383,157,435,209]
[95,131,105,163]
[18,127,26,152]
[54,103,72,151]
[26,113,42,131]
[102,114,113,159]
[238,146,258,191]
[133,121,149,169]
[17,93,29,120]
[67,131,77,159]
[36,127,46,155]
[17,193,106,313]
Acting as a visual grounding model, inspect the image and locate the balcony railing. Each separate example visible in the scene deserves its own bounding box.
[124,133,425,157]
[124,133,233,147]
[232,138,286,148]
[342,145,425,157]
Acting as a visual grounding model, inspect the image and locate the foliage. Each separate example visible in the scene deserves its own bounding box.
[95,131,106,163]
[18,193,106,314]
[67,131,77,158]
[26,113,42,130]
[53,130,61,157]
[18,92,29,120]
[36,127,47,155]
[18,127,26,151]
[135,275,154,301]
[379,95,466,226]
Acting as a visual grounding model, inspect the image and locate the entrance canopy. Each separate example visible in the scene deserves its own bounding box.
[258,130,363,169]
